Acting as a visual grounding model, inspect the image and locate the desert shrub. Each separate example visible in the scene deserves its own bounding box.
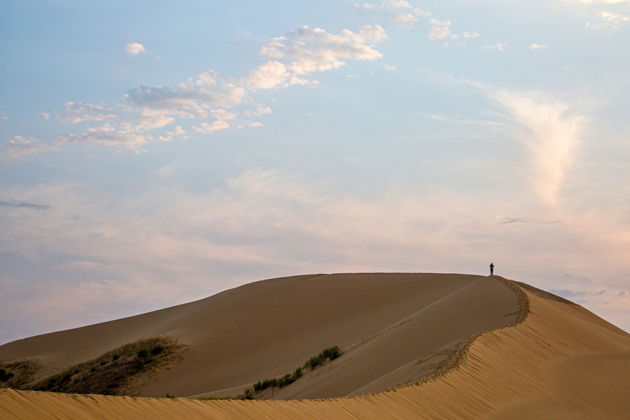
[0,369,13,382]
[322,346,342,360]
[29,337,185,395]
[305,346,343,370]
[248,345,343,396]
[242,388,253,399]
[0,360,41,389]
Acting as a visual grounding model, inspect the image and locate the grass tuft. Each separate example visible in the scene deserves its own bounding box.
[242,345,343,399]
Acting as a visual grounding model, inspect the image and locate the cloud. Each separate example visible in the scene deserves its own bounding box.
[462,31,481,39]
[1,136,56,161]
[483,43,508,51]
[493,91,584,205]
[0,200,51,210]
[428,18,452,40]
[382,0,412,7]
[392,11,418,26]
[193,109,236,134]
[256,25,386,79]
[587,10,630,28]
[246,61,309,90]
[384,64,397,70]
[529,43,549,50]
[159,126,187,142]
[57,131,151,151]
[497,217,561,225]
[125,42,146,56]
[124,78,245,120]
[57,102,118,124]
[354,1,481,45]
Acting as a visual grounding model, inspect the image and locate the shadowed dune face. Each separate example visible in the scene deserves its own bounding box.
[0,273,520,398]
[1,278,629,419]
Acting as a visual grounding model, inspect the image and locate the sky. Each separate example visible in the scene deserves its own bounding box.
[1,0,629,344]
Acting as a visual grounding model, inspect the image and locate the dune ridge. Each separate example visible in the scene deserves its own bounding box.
[2,276,629,419]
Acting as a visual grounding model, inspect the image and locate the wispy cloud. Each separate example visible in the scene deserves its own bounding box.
[1,136,56,161]
[586,10,630,29]
[529,43,549,50]
[0,200,51,210]
[493,91,585,205]
[482,42,508,51]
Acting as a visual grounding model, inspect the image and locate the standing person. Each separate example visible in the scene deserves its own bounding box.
[490,262,494,276]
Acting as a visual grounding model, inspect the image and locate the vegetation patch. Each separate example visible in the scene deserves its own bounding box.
[242,345,343,399]
[0,360,41,389]
[304,346,342,370]
[28,337,186,395]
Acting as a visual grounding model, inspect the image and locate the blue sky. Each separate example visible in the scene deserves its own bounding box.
[1,0,629,343]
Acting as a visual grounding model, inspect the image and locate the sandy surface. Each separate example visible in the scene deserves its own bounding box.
[0,273,520,398]
[1,275,629,419]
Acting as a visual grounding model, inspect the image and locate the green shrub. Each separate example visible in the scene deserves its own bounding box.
[248,345,342,396]
[29,337,185,395]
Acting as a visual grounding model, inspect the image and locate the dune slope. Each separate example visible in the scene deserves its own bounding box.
[0,273,520,398]
[1,277,629,419]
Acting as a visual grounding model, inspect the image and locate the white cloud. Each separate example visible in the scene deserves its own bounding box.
[86,123,116,133]
[483,43,508,51]
[159,126,187,142]
[586,10,630,28]
[259,25,386,75]
[248,25,386,90]
[193,120,230,134]
[384,64,397,70]
[493,91,584,206]
[57,132,151,150]
[529,43,549,50]
[462,31,481,39]
[246,61,308,90]
[125,42,145,56]
[382,0,412,8]
[244,104,273,117]
[354,2,379,12]
[57,102,118,124]
[193,110,236,134]
[428,19,452,40]
[392,11,418,26]
[1,136,56,161]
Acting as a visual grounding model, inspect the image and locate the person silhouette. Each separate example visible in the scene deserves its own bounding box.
[490,262,494,276]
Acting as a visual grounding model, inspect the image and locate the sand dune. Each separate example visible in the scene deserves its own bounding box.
[0,273,520,398]
[1,274,629,419]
